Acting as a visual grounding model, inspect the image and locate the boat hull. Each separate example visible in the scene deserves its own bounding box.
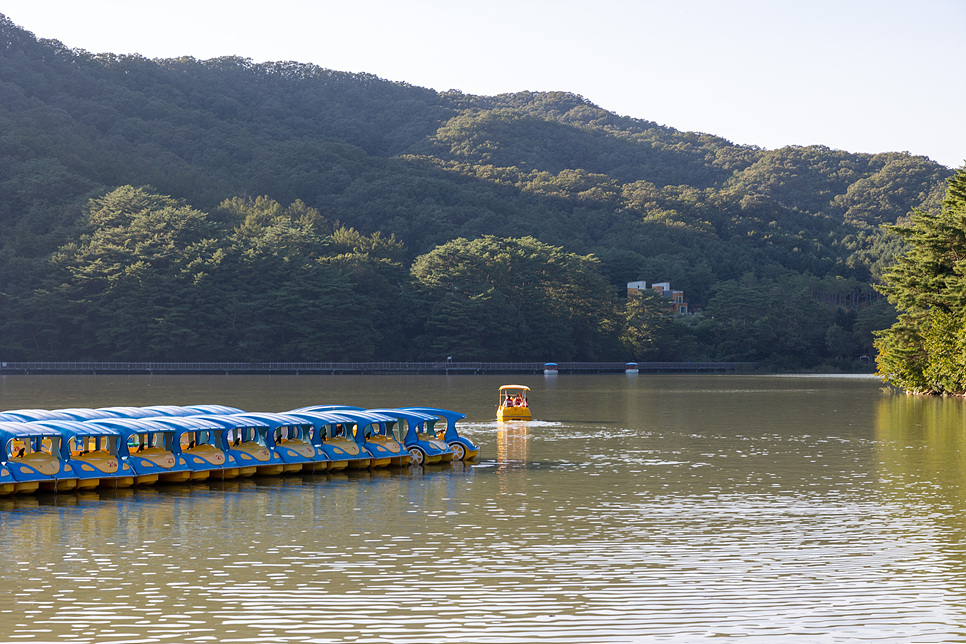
[497,407,531,421]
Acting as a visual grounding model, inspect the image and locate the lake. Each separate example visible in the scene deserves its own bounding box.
[0,373,964,643]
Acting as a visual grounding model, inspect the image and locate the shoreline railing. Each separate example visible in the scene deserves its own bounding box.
[0,361,758,375]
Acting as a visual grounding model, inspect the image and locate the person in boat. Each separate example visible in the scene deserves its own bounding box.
[505,394,515,407]
[514,394,524,407]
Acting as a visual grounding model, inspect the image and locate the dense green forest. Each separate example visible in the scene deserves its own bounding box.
[0,14,956,367]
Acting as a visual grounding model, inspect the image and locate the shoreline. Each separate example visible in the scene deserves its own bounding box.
[0,360,759,375]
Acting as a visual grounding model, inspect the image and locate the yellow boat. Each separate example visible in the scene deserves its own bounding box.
[497,385,531,421]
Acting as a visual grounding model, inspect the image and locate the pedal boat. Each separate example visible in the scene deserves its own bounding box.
[148,416,235,481]
[327,410,408,468]
[367,409,453,466]
[196,415,277,478]
[401,407,479,460]
[279,411,368,471]
[88,418,192,485]
[36,420,134,490]
[328,410,413,467]
[214,418,286,477]
[285,407,373,470]
[0,422,79,493]
[230,413,324,474]
[203,414,298,476]
[497,385,531,421]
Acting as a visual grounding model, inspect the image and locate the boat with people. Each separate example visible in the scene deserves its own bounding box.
[0,402,473,496]
[497,385,531,421]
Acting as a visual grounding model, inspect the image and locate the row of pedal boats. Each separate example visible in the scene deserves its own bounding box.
[0,404,479,495]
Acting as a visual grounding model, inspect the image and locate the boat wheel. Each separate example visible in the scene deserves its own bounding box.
[408,447,425,466]
[449,442,466,461]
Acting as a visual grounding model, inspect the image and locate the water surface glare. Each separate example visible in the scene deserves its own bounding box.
[1,373,965,642]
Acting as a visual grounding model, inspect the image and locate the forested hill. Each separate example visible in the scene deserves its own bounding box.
[0,14,956,366]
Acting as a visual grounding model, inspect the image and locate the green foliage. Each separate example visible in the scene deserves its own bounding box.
[875,167,966,392]
[697,273,839,368]
[0,13,949,364]
[620,289,677,360]
[410,236,619,360]
[1,187,393,360]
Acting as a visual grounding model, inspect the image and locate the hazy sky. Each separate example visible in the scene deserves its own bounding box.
[3,0,963,168]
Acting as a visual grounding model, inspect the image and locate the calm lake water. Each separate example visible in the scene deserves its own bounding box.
[1,373,965,643]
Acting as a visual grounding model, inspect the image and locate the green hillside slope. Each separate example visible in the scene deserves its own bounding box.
[0,14,954,367]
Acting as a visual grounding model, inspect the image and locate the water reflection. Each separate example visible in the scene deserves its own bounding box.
[874,395,966,581]
[497,420,531,464]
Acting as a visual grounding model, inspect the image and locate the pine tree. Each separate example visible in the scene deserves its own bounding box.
[875,166,966,393]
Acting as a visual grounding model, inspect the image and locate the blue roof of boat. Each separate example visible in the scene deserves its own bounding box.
[232,412,313,428]
[96,406,159,418]
[87,418,176,433]
[51,408,126,421]
[0,420,64,438]
[333,409,400,424]
[399,407,467,423]
[191,415,267,429]
[184,404,245,415]
[138,406,197,417]
[369,408,441,423]
[283,410,358,424]
[29,420,120,437]
[0,409,79,422]
[288,405,365,413]
[148,416,226,431]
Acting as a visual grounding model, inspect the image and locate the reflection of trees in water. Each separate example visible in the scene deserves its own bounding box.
[874,395,966,573]
[497,422,530,464]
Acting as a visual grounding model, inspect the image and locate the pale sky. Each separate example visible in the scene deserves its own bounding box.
[3,0,964,168]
